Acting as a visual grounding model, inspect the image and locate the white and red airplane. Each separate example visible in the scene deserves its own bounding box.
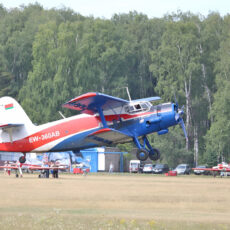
[0,92,187,163]
[0,161,69,177]
[193,162,230,176]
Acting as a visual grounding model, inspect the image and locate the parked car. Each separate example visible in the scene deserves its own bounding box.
[143,164,155,173]
[174,164,191,175]
[194,165,210,175]
[152,164,169,174]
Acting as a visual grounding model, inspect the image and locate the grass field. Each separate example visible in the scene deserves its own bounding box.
[0,172,229,230]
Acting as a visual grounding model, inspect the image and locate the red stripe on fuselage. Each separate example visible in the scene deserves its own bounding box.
[104,111,154,122]
[104,108,172,122]
[0,116,100,152]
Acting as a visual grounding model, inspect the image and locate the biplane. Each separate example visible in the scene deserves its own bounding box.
[193,162,230,177]
[0,92,187,162]
[0,161,69,177]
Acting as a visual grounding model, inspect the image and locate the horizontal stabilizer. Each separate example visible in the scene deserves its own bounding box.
[0,123,24,130]
[0,123,24,143]
[87,128,132,145]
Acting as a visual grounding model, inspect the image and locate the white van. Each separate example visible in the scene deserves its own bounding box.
[129,160,141,173]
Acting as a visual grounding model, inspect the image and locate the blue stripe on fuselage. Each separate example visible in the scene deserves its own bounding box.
[50,128,100,152]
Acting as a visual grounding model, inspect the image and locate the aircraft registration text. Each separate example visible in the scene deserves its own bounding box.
[29,131,60,143]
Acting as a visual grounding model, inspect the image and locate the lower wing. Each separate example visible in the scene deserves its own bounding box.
[86,128,133,145]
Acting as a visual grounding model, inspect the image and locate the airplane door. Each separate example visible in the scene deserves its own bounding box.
[98,153,105,171]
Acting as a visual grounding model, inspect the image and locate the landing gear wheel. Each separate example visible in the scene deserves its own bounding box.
[136,148,149,161]
[149,148,160,161]
[19,155,26,164]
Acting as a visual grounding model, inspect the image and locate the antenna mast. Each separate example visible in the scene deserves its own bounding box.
[125,87,131,101]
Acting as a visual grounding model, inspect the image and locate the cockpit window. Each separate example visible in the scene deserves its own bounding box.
[128,106,135,112]
[135,104,141,110]
[141,103,148,110]
[125,102,150,114]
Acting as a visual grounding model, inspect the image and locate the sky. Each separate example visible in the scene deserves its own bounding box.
[0,0,229,18]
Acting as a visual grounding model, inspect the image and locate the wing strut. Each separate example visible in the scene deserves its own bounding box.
[97,106,108,128]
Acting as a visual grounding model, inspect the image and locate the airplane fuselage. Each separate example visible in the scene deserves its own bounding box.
[0,102,177,153]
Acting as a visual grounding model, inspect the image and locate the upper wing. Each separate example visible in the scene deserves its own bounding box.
[131,96,161,103]
[0,165,18,170]
[62,92,129,115]
[28,166,69,171]
[192,168,230,172]
[192,168,214,171]
[62,92,161,115]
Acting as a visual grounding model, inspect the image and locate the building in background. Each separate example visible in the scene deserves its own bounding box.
[77,147,124,173]
[0,147,125,172]
[0,152,22,162]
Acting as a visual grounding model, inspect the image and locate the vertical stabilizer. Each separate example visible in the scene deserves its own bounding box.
[0,97,34,143]
[0,97,33,126]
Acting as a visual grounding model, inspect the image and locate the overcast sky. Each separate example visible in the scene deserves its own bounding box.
[1,0,229,18]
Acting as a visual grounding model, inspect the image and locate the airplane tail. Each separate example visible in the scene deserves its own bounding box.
[0,97,35,143]
[0,96,34,127]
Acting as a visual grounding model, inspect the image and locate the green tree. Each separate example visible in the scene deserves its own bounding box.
[204,16,230,163]
[19,19,85,123]
[0,4,226,167]
[149,126,193,168]
[151,13,201,147]
[0,45,13,97]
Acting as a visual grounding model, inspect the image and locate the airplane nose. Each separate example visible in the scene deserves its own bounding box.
[175,105,184,122]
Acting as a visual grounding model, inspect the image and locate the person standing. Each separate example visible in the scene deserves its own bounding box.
[52,161,59,178]
[109,162,114,173]
[16,160,23,177]
[5,161,11,176]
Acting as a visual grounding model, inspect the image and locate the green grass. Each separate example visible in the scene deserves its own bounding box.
[0,172,229,229]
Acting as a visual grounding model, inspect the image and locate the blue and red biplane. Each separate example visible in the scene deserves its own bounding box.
[0,92,187,162]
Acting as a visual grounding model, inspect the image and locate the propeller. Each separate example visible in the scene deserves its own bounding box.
[174,95,188,140]
[174,93,179,109]
[179,117,188,140]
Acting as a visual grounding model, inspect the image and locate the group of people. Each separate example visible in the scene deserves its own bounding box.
[4,160,23,177]
[39,161,59,178]
[3,160,60,178]
[3,159,115,177]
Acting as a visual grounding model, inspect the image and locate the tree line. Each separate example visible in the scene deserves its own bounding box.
[0,3,229,167]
